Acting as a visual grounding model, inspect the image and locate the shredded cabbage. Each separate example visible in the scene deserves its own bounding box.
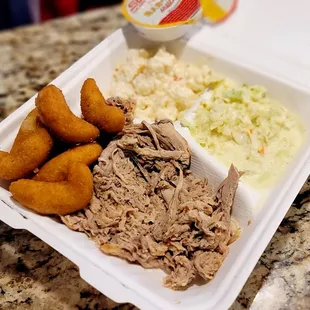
[182,79,304,189]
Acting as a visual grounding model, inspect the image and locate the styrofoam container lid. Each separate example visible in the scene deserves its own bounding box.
[205,0,310,85]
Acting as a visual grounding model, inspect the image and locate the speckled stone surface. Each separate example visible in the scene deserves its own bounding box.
[0,5,310,310]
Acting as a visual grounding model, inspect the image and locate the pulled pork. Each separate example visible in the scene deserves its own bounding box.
[61,120,241,290]
[106,97,136,126]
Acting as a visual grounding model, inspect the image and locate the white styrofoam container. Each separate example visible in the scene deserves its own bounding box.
[1,24,310,310]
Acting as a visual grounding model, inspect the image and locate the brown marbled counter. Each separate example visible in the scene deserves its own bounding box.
[0,5,310,310]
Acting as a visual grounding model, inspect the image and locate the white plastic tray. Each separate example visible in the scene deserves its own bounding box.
[1,25,310,310]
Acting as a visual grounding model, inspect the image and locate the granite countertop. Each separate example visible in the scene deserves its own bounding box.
[0,5,310,310]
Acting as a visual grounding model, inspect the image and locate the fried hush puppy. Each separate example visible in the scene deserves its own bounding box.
[33,143,102,182]
[36,85,99,144]
[0,109,54,181]
[81,78,125,134]
[11,108,42,150]
[10,162,93,215]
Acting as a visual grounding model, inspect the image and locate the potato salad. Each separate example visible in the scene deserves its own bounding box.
[110,47,218,121]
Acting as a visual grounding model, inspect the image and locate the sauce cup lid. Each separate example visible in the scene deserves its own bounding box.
[122,0,238,29]
[122,0,202,29]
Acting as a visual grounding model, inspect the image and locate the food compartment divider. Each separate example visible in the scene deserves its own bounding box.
[175,124,258,226]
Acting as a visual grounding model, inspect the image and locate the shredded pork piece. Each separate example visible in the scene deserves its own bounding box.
[61,120,241,290]
[106,97,136,125]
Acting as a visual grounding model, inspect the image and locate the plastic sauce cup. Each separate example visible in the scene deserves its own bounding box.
[122,0,202,41]
[122,0,238,42]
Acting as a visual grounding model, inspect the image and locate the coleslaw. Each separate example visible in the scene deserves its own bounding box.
[182,78,305,188]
